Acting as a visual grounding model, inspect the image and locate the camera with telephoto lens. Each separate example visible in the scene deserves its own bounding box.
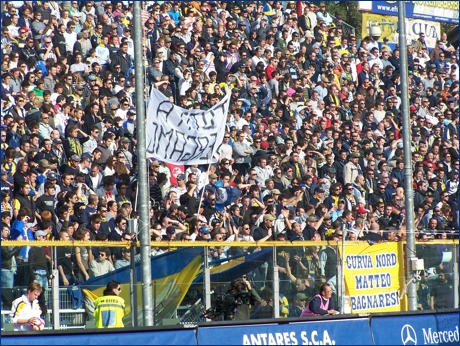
[202,278,252,320]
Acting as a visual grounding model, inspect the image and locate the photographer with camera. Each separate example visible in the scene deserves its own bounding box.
[204,275,261,321]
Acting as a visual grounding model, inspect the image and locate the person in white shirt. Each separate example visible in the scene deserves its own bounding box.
[169,174,187,201]
[368,47,383,70]
[95,36,110,66]
[225,223,255,244]
[122,28,134,59]
[251,47,265,69]
[218,133,233,162]
[63,22,77,53]
[89,247,114,278]
[253,157,273,187]
[178,70,192,96]
[69,52,89,74]
[82,126,99,154]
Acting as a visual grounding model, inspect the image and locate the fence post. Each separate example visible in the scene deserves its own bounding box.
[204,246,211,310]
[272,245,279,318]
[453,244,459,309]
[130,242,138,327]
[51,245,60,330]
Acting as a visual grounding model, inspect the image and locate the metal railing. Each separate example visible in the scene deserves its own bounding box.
[1,239,458,330]
[308,3,356,37]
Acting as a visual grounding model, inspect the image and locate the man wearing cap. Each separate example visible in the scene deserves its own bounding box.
[118,138,133,170]
[68,84,84,109]
[196,226,212,241]
[169,173,187,201]
[316,3,332,26]
[253,214,275,242]
[289,292,308,317]
[343,152,362,185]
[311,187,325,207]
[446,170,459,198]
[62,154,81,176]
[162,226,177,242]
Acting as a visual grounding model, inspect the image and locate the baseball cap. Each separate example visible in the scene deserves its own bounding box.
[39,159,51,168]
[150,161,160,167]
[70,154,81,162]
[34,230,47,237]
[295,293,307,301]
[120,137,131,143]
[356,207,369,214]
[178,205,190,214]
[307,216,318,222]
[166,226,176,234]
[47,172,57,180]
[271,189,281,195]
[199,226,211,234]
[88,74,97,81]
[263,214,276,221]
[177,173,186,180]
[53,138,63,144]
[314,187,325,193]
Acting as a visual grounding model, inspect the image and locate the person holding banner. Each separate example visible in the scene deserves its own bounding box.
[300,283,338,316]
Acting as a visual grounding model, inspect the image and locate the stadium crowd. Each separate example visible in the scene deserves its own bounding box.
[0,1,458,313]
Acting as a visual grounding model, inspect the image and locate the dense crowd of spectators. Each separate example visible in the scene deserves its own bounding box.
[0,1,458,315]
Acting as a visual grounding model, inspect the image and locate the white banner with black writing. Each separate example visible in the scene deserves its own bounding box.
[146,88,231,165]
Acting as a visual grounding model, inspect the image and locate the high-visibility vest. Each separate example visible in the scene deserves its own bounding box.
[93,295,125,328]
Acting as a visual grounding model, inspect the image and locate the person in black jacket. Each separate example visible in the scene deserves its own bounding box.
[110,43,131,75]
[12,181,36,221]
[1,223,23,289]
[28,230,50,290]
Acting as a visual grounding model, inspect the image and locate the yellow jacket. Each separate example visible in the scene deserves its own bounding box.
[94,295,125,328]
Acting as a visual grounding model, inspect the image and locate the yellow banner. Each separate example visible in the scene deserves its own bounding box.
[340,242,405,314]
[362,12,398,42]
[361,13,441,48]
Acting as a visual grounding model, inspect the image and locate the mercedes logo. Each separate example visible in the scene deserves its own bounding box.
[401,324,417,345]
